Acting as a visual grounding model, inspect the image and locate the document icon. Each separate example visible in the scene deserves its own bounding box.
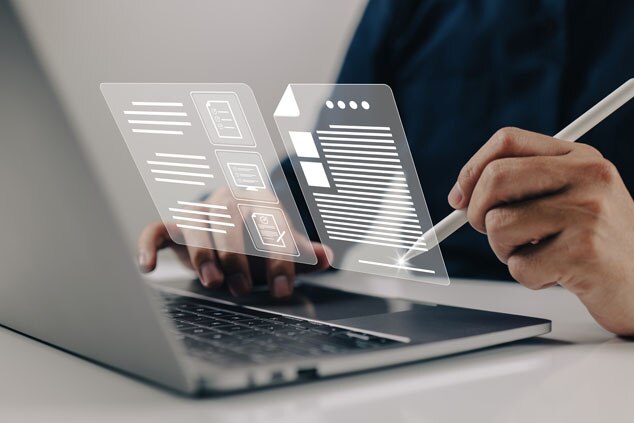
[215,150,278,203]
[191,91,256,147]
[227,163,266,192]
[238,205,299,256]
[252,212,286,248]
[206,100,242,139]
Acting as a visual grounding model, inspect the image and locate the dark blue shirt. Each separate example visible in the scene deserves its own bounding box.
[280,0,634,280]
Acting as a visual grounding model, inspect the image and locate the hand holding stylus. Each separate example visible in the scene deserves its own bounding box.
[404,79,634,335]
[402,78,634,261]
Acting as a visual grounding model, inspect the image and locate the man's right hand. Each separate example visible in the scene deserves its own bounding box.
[136,187,331,299]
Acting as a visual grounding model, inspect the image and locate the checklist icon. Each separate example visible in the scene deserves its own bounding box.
[252,212,286,248]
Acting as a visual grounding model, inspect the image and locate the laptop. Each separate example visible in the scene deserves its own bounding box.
[0,2,550,395]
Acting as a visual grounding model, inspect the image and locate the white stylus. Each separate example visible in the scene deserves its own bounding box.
[401,78,634,263]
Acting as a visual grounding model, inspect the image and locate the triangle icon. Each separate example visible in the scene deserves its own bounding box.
[274,85,300,117]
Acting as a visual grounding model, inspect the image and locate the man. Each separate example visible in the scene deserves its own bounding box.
[138,1,634,335]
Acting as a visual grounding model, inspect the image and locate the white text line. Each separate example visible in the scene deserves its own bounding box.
[358,260,435,274]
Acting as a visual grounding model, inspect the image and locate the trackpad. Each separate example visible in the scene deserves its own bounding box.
[333,306,547,342]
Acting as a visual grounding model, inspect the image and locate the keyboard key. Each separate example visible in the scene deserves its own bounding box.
[201,319,231,327]
[172,321,196,331]
[219,325,257,334]
[253,324,279,332]
[178,314,210,323]
[200,332,232,342]
[202,310,234,318]
[201,332,247,346]
[223,314,253,322]
[181,326,215,337]
[168,311,189,319]
[173,303,197,311]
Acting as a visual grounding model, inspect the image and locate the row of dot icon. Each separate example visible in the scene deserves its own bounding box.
[326,100,370,110]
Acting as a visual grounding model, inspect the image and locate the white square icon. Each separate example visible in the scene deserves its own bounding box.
[289,131,319,158]
[299,161,330,188]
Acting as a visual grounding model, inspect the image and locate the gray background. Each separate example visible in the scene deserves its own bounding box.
[11,0,366,247]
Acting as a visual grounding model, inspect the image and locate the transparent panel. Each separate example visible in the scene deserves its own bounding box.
[101,83,317,264]
[274,84,449,285]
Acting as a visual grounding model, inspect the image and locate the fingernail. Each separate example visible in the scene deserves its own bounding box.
[272,275,293,298]
[226,273,251,297]
[448,183,464,208]
[199,262,222,287]
[137,250,150,271]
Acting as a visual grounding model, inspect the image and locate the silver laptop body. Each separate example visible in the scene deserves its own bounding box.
[0,3,550,395]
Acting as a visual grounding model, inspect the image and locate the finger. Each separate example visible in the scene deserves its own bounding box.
[181,226,224,289]
[294,235,333,274]
[506,225,596,292]
[467,155,571,233]
[266,259,295,298]
[449,127,575,209]
[484,197,568,264]
[216,251,253,297]
[506,235,564,290]
[310,242,333,271]
[266,239,333,298]
[137,221,178,273]
[212,210,253,297]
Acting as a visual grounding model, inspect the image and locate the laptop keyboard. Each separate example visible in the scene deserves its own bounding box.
[161,295,401,366]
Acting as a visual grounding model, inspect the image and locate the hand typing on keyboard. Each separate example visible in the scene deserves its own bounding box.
[137,188,332,298]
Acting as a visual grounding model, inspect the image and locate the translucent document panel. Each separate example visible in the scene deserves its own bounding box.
[274,84,449,284]
[101,83,316,264]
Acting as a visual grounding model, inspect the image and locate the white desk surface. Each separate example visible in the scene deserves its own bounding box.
[2,260,633,423]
